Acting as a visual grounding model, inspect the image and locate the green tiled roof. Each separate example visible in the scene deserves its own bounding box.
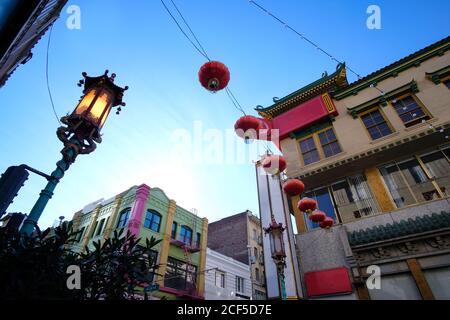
[334,36,450,100]
[347,212,450,246]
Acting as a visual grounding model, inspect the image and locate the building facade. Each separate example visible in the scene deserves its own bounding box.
[207,210,267,300]
[255,36,450,299]
[0,0,68,87]
[69,184,208,300]
[205,248,252,300]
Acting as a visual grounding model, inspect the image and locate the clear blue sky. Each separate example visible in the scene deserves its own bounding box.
[1,0,449,228]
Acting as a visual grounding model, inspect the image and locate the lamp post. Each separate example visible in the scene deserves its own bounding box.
[20,71,127,235]
[264,215,287,300]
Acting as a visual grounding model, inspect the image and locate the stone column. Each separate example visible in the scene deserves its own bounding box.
[197,217,208,297]
[80,204,102,251]
[127,184,151,237]
[103,194,123,240]
[365,167,396,212]
[155,199,177,287]
[407,258,435,300]
[291,195,307,233]
[71,210,83,233]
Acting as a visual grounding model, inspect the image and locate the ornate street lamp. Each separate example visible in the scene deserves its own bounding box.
[20,71,127,235]
[264,215,287,300]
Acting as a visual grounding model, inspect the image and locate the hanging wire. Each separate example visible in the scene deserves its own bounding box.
[248,0,385,95]
[160,0,210,60]
[45,24,61,125]
[225,87,247,116]
[160,0,250,118]
[168,0,210,61]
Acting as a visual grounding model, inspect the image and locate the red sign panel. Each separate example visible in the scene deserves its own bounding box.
[270,94,338,139]
[304,267,352,297]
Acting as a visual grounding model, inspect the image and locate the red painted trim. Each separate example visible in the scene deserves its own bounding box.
[304,266,353,297]
[270,95,338,139]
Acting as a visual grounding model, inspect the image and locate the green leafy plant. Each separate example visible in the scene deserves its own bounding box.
[0,222,161,300]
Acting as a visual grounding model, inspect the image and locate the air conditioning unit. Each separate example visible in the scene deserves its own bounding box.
[249,256,256,264]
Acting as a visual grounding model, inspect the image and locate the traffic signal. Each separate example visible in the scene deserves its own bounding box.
[0,166,29,217]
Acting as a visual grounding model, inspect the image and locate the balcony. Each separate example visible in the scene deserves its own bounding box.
[170,238,200,253]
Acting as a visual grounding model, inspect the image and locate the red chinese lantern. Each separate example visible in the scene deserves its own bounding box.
[320,217,334,229]
[309,210,326,223]
[297,197,317,214]
[262,155,287,175]
[234,115,262,143]
[198,61,230,92]
[282,179,305,197]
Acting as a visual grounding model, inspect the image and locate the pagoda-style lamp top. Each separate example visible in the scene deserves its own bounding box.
[67,70,128,141]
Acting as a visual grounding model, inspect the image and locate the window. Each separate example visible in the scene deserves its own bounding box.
[254,289,266,300]
[392,95,430,127]
[304,173,380,227]
[144,209,162,232]
[117,208,131,229]
[420,149,450,197]
[368,273,421,300]
[76,227,85,242]
[255,268,260,282]
[179,226,193,245]
[304,187,338,229]
[141,248,159,283]
[444,78,450,90]
[236,276,245,293]
[195,232,201,248]
[424,267,450,299]
[253,247,258,260]
[299,136,320,165]
[216,271,226,288]
[360,109,393,140]
[330,174,380,223]
[379,155,445,208]
[95,218,105,236]
[165,257,197,291]
[318,128,341,157]
[253,229,257,240]
[171,221,178,239]
[298,127,342,165]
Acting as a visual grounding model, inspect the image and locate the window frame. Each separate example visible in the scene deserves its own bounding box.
[117,207,131,229]
[179,225,193,245]
[171,221,178,239]
[216,270,226,288]
[390,93,432,127]
[143,209,162,232]
[359,107,395,141]
[316,126,342,158]
[95,218,105,237]
[442,75,450,89]
[236,276,245,293]
[297,126,342,166]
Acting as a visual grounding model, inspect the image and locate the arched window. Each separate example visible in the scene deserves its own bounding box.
[179,225,193,245]
[117,208,131,229]
[144,209,162,232]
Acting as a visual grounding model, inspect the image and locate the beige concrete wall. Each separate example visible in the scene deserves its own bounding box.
[284,51,450,179]
[246,214,267,297]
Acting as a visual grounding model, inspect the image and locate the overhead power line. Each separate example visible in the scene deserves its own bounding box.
[248,0,385,95]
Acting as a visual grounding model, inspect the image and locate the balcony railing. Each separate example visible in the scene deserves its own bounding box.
[170,238,200,253]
